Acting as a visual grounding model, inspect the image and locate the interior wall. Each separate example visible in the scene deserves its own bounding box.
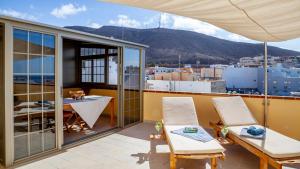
[0,24,4,164]
[62,39,79,87]
[143,91,300,141]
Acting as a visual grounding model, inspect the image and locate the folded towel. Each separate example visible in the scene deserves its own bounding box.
[171,126,214,142]
[247,126,265,136]
[183,127,198,133]
[240,127,265,139]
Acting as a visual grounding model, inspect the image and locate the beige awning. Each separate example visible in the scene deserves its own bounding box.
[103,0,300,42]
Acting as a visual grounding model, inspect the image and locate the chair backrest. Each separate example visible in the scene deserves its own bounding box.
[212,96,257,126]
[162,97,199,125]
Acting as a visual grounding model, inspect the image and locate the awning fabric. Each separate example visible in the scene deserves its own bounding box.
[103,0,300,42]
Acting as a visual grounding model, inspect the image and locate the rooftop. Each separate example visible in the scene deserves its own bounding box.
[14,122,300,169]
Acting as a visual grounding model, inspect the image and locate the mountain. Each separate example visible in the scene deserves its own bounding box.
[65,26,300,66]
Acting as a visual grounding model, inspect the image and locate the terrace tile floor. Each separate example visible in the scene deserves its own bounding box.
[14,122,300,169]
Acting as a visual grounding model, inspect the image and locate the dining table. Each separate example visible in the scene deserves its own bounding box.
[63,95,115,129]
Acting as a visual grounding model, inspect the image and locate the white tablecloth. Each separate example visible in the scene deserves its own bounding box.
[64,95,112,128]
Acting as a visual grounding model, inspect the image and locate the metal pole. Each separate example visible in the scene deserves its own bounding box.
[264,42,268,127]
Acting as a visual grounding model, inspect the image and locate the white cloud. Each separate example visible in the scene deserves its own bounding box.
[143,15,159,28]
[0,9,37,20]
[227,33,251,42]
[161,13,220,36]
[51,3,86,19]
[142,13,220,36]
[109,15,141,28]
[88,22,102,28]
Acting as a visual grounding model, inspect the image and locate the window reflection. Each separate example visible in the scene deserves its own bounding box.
[43,34,55,55]
[30,132,43,155]
[109,55,118,85]
[123,48,141,126]
[29,32,42,54]
[13,28,56,160]
[13,54,27,74]
[14,135,28,160]
[43,55,55,74]
[13,29,28,53]
[29,55,42,73]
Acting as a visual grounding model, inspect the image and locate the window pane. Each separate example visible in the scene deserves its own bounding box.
[97,67,102,74]
[14,135,28,160]
[44,75,55,92]
[43,93,55,130]
[109,56,118,85]
[96,49,101,55]
[100,75,105,82]
[84,48,89,56]
[14,54,27,74]
[30,132,43,155]
[100,49,105,54]
[29,32,42,54]
[100,67,105,74]
[14,75,27,94]
[88,75,92,82]
[100,59,105,66]
[44,129,55,151]
[13,29,28,53]
[108,48,117,54]
[93,75,97,82]
[29,75,42,93]
[43,34,55,55]
[88,48,93,55]
[43,55,55,74]
[29,55,42,73]
[14,95,29,136]
[80,48,84,56]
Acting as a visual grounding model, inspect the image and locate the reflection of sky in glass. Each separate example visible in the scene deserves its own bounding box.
[13,29,27,42]
[124,48,139,68]
[29,32,42,48]
[13,29,55,74]
[43,56,55,73]
[43,34,55,49]
[14,56,54,74]
[124,48,140,89]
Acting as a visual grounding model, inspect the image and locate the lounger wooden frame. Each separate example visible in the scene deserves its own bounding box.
[162,124,225,169]
[209,121,300,169]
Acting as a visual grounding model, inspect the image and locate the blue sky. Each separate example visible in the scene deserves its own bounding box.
[1,0,299,52]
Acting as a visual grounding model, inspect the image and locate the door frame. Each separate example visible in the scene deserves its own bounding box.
[3,23,61,166]
[120,46,144,127]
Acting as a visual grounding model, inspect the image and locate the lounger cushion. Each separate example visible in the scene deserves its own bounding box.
[228,125,300,158]
[162,97,199,125]
[165,125,225,154]
[212,96,257,126]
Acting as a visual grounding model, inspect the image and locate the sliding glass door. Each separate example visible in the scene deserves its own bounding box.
[13,28,56,160]
[123,47,142,126]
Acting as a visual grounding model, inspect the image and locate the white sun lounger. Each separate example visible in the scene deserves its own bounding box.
[162,97,225,169]
[212,96,300,169]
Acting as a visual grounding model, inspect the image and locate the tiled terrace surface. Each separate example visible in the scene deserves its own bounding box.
[15,122,300,169]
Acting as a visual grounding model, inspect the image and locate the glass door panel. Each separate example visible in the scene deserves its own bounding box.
[0,24,4,164]
[13,28,56,161]
[123,48,141,126]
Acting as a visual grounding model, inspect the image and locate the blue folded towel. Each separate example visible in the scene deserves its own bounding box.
[240,126,265,139]
[247,126,265,136]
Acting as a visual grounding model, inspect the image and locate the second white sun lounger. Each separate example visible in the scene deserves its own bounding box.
[162,97,225,169]
[212,96,300,169]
